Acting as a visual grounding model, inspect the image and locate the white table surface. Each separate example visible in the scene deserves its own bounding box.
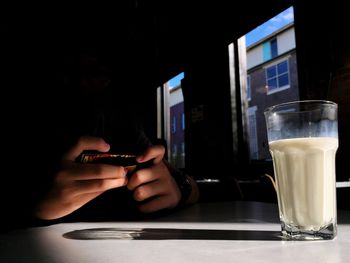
[1,201,350,263]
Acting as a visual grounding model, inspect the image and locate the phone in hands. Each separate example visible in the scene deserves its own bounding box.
[75,151,154,176]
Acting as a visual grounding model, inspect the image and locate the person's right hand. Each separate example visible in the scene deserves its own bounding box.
[34,136,128,220]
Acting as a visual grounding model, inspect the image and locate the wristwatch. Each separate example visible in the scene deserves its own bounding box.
[164,161,193,206]
[172,168,193,206]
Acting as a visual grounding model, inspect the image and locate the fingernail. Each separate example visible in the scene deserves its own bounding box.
[104,142,110,151]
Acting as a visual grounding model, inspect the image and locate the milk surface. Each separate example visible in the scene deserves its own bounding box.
[269,137,338,230]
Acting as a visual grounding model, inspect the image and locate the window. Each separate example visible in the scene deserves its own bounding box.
[158,72,185,169]
[271,38,278,58]
[247,106,258,159]
[247,75,251,101]
[263,38,278,62]
[172,144,177,158]
[230,6,299,163]
[171,116,176,133]
[182,113,185,130]
[266,59,290,94]
[181,142,185,167]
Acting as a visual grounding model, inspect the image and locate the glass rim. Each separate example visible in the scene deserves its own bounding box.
[264,100,337,114]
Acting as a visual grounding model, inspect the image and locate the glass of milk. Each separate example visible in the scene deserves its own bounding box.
[264,100,338,240]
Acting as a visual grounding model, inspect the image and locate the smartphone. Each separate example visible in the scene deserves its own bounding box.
[75,151,154,176]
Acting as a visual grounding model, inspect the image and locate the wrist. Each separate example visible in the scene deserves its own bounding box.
[164,161,194,206]
[178,173,193,206]
[171,168,192,206]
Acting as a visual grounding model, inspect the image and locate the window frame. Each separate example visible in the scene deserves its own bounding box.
[265,57,290,95]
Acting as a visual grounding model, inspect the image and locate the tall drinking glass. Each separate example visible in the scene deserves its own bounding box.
[264,100,338,240]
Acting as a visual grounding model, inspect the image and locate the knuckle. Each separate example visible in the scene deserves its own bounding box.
[96,180,109,190]
[116,166,127,176]
[76,136,86,148]
[131,172,142,184]
[134,188,144,201]
[158,145,165,155]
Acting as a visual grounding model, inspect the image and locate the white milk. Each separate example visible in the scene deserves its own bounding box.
[269,137,338,230]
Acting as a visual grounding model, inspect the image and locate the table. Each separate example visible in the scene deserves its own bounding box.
[1,201,350,263]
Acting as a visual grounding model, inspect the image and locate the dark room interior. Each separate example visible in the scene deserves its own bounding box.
[1,0,349,229]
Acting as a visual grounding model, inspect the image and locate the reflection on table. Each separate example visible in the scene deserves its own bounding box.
[1,201,350,263]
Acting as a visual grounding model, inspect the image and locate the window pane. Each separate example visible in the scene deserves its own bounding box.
[277,61,288,74]
[263,41,272,61]
[271,39,278,58]
[268,78,278,89]
[248,108,258,159]
[171,116,176,133]
[182,113,185,130]
[247,75,251,100]
[278,73,289,87]
[266,66,276,78]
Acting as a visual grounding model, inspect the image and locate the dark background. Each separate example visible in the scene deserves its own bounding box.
[0,0,349,226]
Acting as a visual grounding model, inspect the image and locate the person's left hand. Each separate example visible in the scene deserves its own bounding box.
[127,145,181,213]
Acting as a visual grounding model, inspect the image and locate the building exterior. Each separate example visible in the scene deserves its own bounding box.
[246,22,299,160]
[169,85,185,168]
[167,23,299,164]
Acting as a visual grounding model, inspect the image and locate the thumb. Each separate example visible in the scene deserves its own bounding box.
[63,136,110,161]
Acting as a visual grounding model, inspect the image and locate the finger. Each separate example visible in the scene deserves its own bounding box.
[63,136,110,161]
[73,177,128,195]
[138,195,177,213]
[67,191,105,213]
[136,144,165,164]
[132,180,163,201]
[76,191,105,205]
[127,168,158,190]
[52,191,106,219]
[67,163,128,181]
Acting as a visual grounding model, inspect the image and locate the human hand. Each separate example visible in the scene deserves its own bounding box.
[35,136,128,220]
[127,145,181,213]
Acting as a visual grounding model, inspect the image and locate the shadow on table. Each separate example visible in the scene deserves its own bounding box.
[63,228,282,241]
